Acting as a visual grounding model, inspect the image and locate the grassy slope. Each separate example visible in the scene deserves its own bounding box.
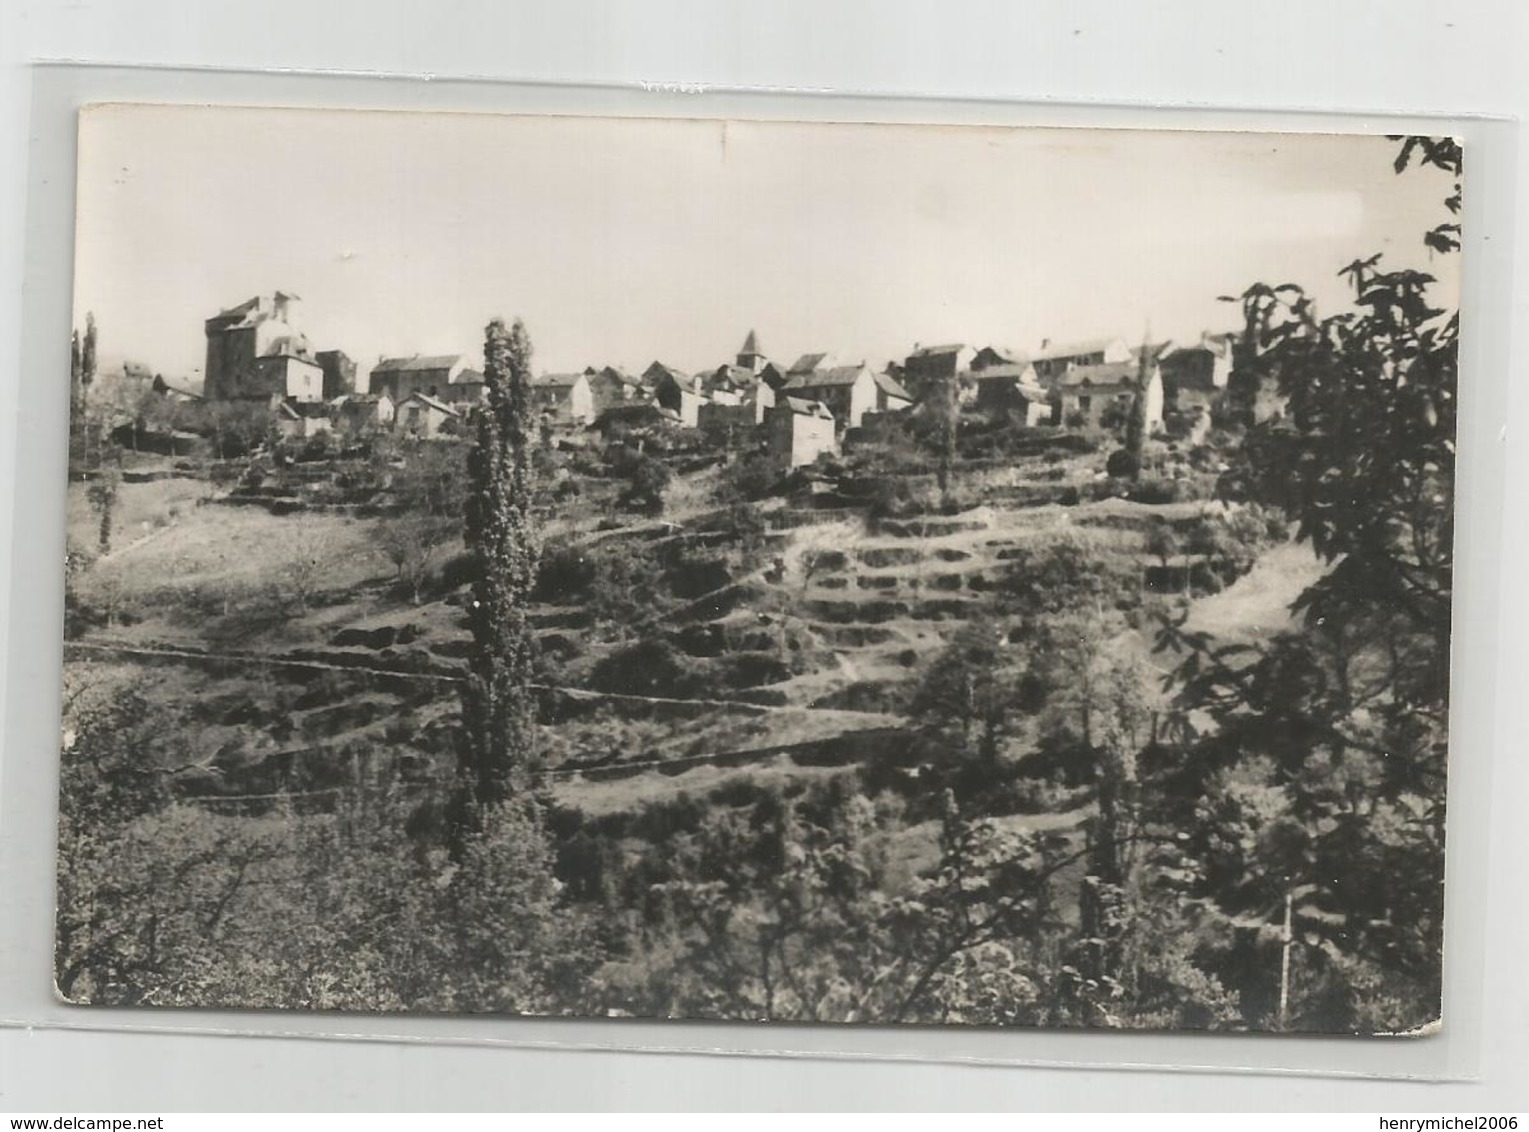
[62,450,1320,826]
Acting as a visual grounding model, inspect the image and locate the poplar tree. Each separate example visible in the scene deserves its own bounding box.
[454,317,541,842]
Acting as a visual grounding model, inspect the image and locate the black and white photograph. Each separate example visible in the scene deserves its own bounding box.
[56,104,1460,1035]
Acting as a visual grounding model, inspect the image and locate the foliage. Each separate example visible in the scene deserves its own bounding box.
[616,451,672,516]
[457,317,541,833]
[379,514,456,604]
[994,530,1135,619]
[909,623,1034,762]
[1151,134,1458,1031]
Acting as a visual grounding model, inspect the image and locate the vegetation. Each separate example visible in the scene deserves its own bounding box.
[54,137,1455,1033]
[456,317,543,832]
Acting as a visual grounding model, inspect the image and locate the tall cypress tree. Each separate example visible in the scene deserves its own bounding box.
[454,317,540,840]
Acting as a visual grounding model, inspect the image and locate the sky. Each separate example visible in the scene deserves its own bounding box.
[73,104,1462,392]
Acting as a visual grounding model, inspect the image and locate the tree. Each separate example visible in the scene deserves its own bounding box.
[910,623,1031,762]
[929,368,961,503]
[80,312,98,399]
[1144,521,1183,596]
[618,451,671,516]
[1153,134,1459,1032]
[86,456,121,554]
[455,317,541,837]
[994,530,1131,619]
[379,514,454,604]
[280,518,333,615]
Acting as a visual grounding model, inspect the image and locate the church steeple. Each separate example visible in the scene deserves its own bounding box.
[737,329,762,372]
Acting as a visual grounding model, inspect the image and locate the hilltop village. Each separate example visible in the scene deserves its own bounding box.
[88,291,1273,469]
[61,287,1316,1021]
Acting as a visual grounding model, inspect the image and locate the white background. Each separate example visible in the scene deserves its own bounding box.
[2,0,1527,1112]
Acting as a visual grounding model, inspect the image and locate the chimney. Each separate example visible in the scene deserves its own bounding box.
[1041,337,1051,350]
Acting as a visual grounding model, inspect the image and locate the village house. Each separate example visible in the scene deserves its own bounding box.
[393,391,461,440]
[529,372,596,426]
[644,362,708,427]
[203,292,325,403]
[586,365,648,415]
[368,354,476,404]
[1030,336,1133,385]
[902,343,978,398]
[967,362,1052,421]
[784,362,912,430]
[437,368,486,408]
[767,396,838,469]
[274,398,334,441]
[315,349,357,399]
[592,399,684,438]
[1159,332,1235,419]
[331,391,395,436]
[1055,359,1164,433]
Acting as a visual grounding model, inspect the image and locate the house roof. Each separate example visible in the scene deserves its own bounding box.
[643,361,696,385]
[217,296,260,318]
[787,352,838,375]
[786,364,868,390]
[907,343,968,360]
[401,391,459,416]
[873,372,914,401]
[974,345,1029,367]
[373,354,465,374]
[1059,361,1140,389]
[782,396,834,419]
[278,398,331,420]
[1033,337,1124,362]
[532,372,586,390]
[212,293,302,327]
[971,363,1034,382]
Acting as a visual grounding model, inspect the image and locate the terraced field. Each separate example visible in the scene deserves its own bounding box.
[64,444,1313,830]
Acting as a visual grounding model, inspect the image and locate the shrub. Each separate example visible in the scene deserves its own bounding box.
[588,638,714,700]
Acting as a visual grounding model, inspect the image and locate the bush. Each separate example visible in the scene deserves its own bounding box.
[536,541,598,603]
[588,638,714,700]
[616,452,671,515]
[1126,477,1182,504]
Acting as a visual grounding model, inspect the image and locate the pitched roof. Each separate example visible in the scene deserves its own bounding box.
[786,364,869,389]
[787,352,836,375]
[976,344,1028,364]
[216,296,263,318]
[401,391,459,415]
[740,329,760,355]
[278,398,331,420]
[873,372,914,401]
[782,396,834,419]
[1033,337,1124,362]
[1059,361,1139,388]
[373,354,465,374]
[907,343,968,359]
[971,363,1034,382]
[532,372,586,390]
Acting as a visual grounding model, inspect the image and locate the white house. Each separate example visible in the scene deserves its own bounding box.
[768,397,838,468]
